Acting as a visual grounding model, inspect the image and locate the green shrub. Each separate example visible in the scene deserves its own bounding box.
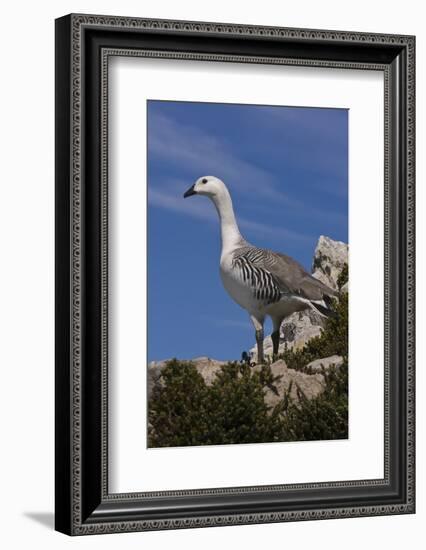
[148,360,209,448]
[148,356,348,447]
[273,361,348,441]
[148,361,283,447]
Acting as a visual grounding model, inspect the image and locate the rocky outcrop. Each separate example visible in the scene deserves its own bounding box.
[312,235,348,291]
[279,309,324,351]
[255,360,325,407]
[306,355,344,372]
[253,316,323,360]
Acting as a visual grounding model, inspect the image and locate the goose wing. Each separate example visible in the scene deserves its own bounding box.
[234,247,338,305]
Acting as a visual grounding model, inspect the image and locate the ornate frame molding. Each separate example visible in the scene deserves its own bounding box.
[55,14,415,535]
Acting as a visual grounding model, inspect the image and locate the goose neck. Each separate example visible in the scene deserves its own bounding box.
[211,189,244,254]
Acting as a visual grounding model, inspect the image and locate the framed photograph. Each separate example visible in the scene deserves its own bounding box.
[55,14,415,535]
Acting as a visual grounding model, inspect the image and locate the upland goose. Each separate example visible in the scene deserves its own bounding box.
[183,176,338,364]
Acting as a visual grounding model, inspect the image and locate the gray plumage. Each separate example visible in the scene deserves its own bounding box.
[233,246,338,305]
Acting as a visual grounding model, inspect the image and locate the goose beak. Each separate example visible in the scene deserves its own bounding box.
[183,185,197,198]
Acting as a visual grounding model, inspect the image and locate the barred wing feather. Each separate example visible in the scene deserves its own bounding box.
[234,247,338,303]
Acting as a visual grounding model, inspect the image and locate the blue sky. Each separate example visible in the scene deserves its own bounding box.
[147,100,348,361]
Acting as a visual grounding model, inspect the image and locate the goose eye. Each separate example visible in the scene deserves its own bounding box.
[201,178,208,184]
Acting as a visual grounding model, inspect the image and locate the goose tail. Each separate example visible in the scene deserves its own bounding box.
[309,298,338,319]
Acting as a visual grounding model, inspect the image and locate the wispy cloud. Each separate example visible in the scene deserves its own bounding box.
[148,110,346,222]
[148,111,286,201]
[200,315,252,330]
[238,217,313,245]
[148,184,314,245]
[148,187,216,222]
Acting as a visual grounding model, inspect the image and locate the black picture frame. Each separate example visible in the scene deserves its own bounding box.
[55,13,415,535]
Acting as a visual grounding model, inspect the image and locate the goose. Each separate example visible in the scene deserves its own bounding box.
[183,176,338,364]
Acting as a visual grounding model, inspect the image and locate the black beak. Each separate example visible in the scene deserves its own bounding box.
[183,185,197,198]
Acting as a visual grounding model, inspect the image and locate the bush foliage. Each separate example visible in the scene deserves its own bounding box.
[148,362,286,447]
[148,266,349,448]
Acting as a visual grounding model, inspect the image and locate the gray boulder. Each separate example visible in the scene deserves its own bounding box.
[306,355,344,372]
[254,359,326,408]
[312,235,348,291]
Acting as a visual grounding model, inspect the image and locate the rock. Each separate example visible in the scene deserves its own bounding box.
[250,309,324,361]
[252,360,325,408]
[192,356,226,384]
[306,355,344,371]
[280,309,324,351]
[250,321,323,362]
[312,235,348,290]
[281,309,323,342]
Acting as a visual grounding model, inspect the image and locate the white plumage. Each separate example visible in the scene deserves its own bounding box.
[183,176,337,363]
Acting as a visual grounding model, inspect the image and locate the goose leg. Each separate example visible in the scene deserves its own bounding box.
[250,314,265,364]
[271,317,283,358]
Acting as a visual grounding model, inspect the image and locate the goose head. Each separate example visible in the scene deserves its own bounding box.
[183,176,227,199]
